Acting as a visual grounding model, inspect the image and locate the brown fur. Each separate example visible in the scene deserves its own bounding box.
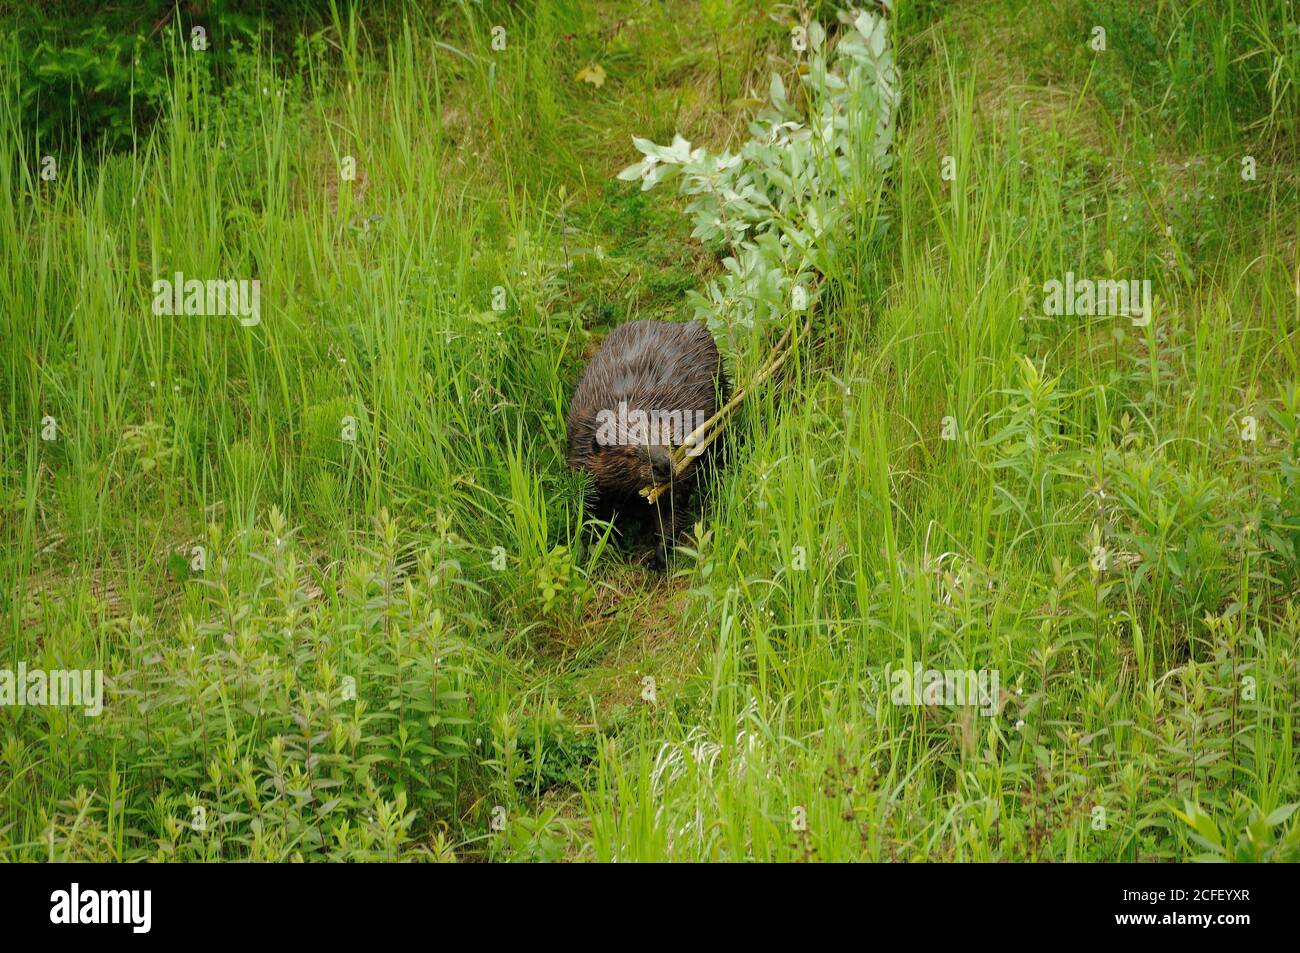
[566,320,729,567]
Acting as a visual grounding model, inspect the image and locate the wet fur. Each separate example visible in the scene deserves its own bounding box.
[566,320,729,568]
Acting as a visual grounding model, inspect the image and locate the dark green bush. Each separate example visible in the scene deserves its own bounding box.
[5,1,337,153]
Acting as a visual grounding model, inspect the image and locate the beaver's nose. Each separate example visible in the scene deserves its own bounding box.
[649,447,674,482]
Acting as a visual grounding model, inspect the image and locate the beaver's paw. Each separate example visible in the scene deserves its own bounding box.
[646,541,669,572]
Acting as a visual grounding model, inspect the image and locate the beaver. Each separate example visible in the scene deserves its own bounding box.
[566,320,729,569]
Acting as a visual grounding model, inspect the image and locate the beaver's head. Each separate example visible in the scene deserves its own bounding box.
[570,403,700,499]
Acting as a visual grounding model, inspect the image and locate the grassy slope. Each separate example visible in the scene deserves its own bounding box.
[1,0,1297,860]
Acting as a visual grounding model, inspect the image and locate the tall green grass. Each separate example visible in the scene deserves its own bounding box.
[1,0,1297,861]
